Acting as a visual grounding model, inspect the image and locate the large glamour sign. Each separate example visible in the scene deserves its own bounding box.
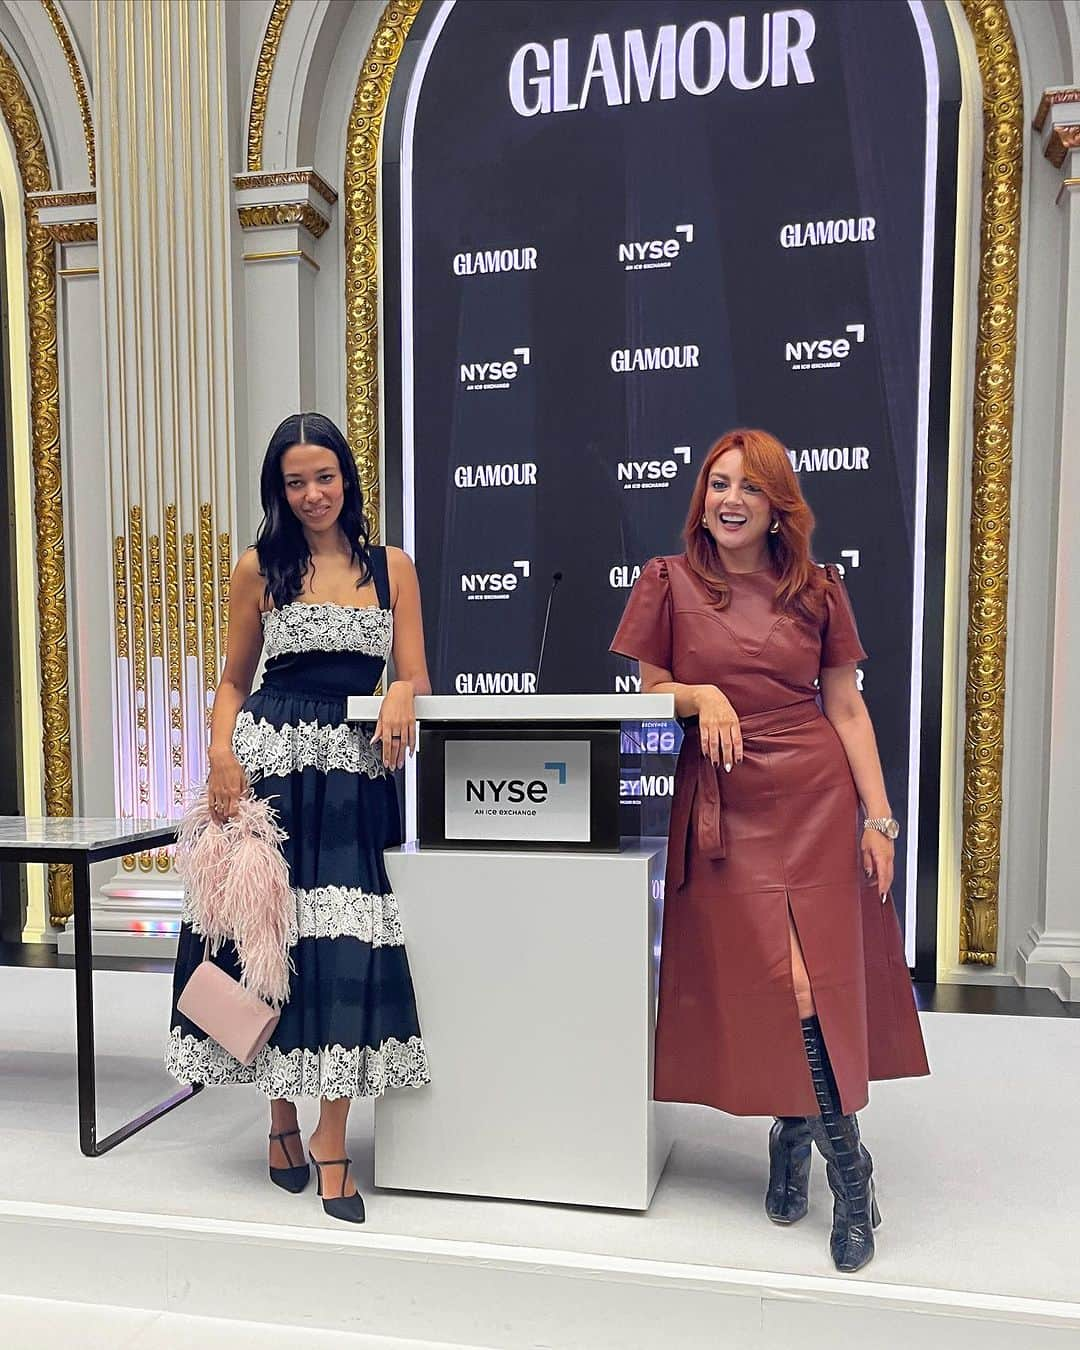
[507,11,818,115]
[383,0,960,972]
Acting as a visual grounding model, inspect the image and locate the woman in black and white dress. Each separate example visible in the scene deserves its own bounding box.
[167,412,430,1223]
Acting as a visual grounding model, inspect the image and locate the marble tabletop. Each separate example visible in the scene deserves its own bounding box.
[0,817,178,852]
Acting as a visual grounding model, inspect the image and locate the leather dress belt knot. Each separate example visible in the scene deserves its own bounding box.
[669,700,823,892]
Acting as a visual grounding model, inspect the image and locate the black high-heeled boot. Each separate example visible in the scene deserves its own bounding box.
[801,1016,881,1273]
[765,1117,812,1224]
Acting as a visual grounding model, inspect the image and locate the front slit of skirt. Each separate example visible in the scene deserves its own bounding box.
[787,888,868,1116]
[784,892,821,1114]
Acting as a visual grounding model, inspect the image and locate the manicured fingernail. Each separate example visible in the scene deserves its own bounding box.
[724,763,731,773]
[865,867,872,877]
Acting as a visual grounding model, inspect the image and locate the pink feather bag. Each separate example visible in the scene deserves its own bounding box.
[174,785,296,1066]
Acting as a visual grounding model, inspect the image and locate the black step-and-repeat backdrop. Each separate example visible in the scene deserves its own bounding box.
[383,0,960,974]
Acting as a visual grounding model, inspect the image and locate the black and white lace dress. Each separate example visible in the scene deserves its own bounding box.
[166,546,430,1100]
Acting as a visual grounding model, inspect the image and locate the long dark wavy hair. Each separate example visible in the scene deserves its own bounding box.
[255,412,373,610]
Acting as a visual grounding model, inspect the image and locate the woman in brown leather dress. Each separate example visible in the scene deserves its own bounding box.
[611,428,928,1274]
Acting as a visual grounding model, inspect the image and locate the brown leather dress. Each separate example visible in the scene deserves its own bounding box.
[611,555,929,1117]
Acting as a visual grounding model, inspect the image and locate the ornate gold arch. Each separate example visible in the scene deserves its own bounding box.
[325,0,1019,966]
[0,43,73,922]
[247,0,294,173]
[39,0,96,186]
[957,0,1022,964]
[343,0,422,538]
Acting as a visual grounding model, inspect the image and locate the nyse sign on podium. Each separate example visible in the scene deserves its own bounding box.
[444,741,591,843]
[390,0,958,956]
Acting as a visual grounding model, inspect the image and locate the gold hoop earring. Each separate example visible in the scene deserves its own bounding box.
[769,519,781,534]
[701,514,709,528]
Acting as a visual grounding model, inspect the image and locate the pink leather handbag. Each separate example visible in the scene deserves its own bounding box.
[177,943,279,1067]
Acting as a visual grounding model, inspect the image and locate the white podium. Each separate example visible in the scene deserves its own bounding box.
[347,694,675,1210]
[376,840,669,1209]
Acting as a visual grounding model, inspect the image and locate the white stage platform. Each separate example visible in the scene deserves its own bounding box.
[0,966,1078,1348]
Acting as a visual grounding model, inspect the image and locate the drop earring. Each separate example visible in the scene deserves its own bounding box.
[769,518,781,534]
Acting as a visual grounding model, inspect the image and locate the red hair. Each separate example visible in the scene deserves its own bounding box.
[682,428,826,619]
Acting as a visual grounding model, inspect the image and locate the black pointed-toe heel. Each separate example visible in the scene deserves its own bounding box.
[310,1154,366,1224]
[268,1128,310,1194]
[765,1116,813,1224]
[801,1016,879,1273]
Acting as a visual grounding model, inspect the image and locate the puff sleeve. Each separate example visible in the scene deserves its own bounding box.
[820,564,868,667]
[609,557,673,670]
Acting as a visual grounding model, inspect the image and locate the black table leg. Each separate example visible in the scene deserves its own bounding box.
[72,858,201,1157]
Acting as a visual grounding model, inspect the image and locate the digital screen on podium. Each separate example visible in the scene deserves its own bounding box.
[444,740,591,843]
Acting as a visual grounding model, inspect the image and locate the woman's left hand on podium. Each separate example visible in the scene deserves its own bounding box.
[373,681,417,770]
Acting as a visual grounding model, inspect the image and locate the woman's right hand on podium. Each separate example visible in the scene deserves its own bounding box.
[693,685,743,772]
[207,746,246,823]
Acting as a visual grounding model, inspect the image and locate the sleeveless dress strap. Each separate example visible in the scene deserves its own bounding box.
[370,546,392,611]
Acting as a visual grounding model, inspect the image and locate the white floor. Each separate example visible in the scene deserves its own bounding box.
[1,966,1078,1347]
[0,1297,458,1349]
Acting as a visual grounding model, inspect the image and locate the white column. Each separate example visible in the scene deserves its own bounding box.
[1017,88,1080,1000]
[61,0,239,956]
[234,170,337,507]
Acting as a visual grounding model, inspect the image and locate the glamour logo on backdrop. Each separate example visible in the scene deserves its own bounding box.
[619,225,694,271]
[454,462,538,489]
[789,445,870,473]
[455,672,537,694]
[460,559,531,600]
[609,563,643,588]
[780,217,877,248]
[785,324,865,372]
[617,445,692,490]
[508,12,817,117]
[611,345,700,373]
[460,347,531,391]
[453,246,538,275]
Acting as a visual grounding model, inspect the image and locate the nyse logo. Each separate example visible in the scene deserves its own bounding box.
[467,760,567,808]
[617,445,691,490]
[467,777,549,805]
[508,13,817,118]
[824,550,860,577]
[611,345,700,373]
[453,246,538,275]
[460,347,531,390]
[789,445,870,473]
[785,324,865,372]
[780,217,876,248]
[454,462,538,489]
[609,564,642,589]
[619,224,694,270]
[455,671,537,694]
[461,559,531,600]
